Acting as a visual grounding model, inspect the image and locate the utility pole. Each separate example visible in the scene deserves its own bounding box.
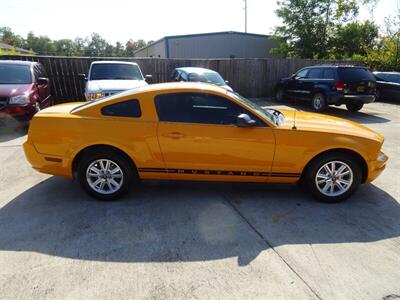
[244,0,248,33]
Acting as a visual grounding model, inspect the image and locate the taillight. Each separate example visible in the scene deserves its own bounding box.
[335,81,345,91]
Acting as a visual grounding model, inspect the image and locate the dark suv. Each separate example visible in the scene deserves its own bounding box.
[275,65,376,112]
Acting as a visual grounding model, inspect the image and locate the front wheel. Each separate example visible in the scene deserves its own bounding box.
[77,149,134,200]
[346,102,364,112]
[304,153,362,203]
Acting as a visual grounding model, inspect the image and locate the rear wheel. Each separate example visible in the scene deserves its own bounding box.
[311,93,327,112]
[346,102,364,112]
[304,153,362,203]
[77,149,134,200]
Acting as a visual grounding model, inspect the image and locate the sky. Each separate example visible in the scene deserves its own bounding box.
[0,0,399,44]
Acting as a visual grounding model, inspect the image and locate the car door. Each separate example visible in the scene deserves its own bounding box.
[287,68,309,99]
[303,67,323,99]
[154,92,275,182]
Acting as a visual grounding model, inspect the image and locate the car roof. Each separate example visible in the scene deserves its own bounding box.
[90,60,139,66]
[302,65,366,69]
[0,60,37,66]
[72,82,229,113]
[175,67,218,74]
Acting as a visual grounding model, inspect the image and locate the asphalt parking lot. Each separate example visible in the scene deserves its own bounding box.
[0,100,399,299]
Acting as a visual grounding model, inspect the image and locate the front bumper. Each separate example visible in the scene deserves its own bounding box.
[366,152,388,183]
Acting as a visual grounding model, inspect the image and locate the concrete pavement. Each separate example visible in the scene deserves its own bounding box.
[0,101,399,299]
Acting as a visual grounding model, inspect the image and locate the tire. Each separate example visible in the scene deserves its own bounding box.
[304,152,362,203]
[77,149,135,201]
[311,93,327,112]
[275,87,285,102]
[346,102,364,112]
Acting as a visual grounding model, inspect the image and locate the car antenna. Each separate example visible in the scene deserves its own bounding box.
[292,109,297,130]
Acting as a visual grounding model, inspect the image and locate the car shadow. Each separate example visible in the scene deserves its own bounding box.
[0,177,399,265]
[255,98,391,124]
[0,124,28,143]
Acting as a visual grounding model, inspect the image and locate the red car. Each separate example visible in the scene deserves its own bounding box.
[0,60,51,125]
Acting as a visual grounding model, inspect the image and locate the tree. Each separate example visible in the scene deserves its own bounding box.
[0,27,150,57]
[272,0,376,58]
[365,10,400,71]
[0,27,25,48]
[25,32,56,55]
[86,33,108,56]
[333,21,379,58]
[125,39,146,56]
[53,39,76,56]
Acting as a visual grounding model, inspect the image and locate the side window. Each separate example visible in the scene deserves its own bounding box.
[154,93,265,126]
[295,69,308,79]
[179,72,188,81]
[101,100,141,118]
[322,68,335,79]
[33,65,41,81]
[307,68,322,79]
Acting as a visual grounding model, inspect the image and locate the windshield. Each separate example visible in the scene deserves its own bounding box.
[90,63,143,80]
[228,92,283,126]
[0,64,32,84]
[188,72,226,85]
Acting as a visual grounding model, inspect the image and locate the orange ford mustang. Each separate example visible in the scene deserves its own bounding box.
[23,82,388,202]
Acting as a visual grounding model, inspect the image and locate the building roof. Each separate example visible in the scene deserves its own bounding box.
[134,31,271,54]
[0,41,32,54]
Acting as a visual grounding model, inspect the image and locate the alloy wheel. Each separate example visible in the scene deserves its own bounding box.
[86,159,124,195]
[315,161,354,197]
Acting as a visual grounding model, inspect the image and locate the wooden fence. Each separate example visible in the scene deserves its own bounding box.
[1,55,362,103]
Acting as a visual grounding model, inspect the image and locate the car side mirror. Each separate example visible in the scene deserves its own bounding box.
[37,77,49,85]
[145,75,153,83]
[225,80,230,85]
[78,73,87,81]
[237,113,256,128]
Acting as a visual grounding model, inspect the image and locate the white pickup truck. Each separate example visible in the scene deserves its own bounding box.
[80,61,152,101]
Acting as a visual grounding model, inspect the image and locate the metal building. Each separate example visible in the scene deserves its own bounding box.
[133,31,278,59]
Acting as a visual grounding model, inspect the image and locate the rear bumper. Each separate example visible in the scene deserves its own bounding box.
[23,139,73,178]
[327,94,376,105]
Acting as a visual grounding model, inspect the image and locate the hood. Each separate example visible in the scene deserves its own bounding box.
[86,80,148,92]
[0,84,34,97]
[280,109,384,143]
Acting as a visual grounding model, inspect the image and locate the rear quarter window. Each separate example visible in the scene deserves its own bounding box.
[101,100,141,117]
[338,68,375,81]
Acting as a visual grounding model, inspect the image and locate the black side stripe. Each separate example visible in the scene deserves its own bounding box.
[138,168,300,178]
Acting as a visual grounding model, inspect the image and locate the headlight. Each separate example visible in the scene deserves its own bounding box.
[88,92,104,101]
[377,151,388,162]
[9,94,30,105]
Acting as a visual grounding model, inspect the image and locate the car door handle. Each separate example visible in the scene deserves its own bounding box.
[163,132,185,139]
